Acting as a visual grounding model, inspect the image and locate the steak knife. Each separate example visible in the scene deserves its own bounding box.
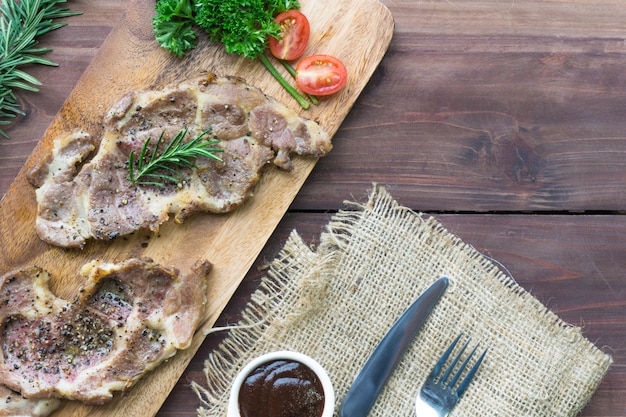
[339,276,449,417]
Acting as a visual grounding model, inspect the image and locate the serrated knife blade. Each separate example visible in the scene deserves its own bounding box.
[339,276,449,417]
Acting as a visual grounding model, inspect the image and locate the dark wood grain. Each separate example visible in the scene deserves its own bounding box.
[292,1,626,212]
[1,0,625,416]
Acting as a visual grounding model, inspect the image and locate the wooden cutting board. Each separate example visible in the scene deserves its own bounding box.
[0,0,393,415]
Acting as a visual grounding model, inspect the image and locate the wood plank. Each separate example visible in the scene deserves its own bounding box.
[289,0,626,212]
[0,0,394,415]
[158,211,626,416]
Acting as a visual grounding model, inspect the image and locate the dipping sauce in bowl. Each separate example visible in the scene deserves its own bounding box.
[227,351,334,417]
[239,359,324,417]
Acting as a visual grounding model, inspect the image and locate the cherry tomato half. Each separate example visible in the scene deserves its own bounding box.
[268,10,310,61]
[295,54,348,96]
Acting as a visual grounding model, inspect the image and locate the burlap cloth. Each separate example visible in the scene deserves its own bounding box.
[193,185,612,416]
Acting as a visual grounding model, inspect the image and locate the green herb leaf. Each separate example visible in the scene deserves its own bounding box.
[194,0,299,60]
[153,0,197,58]
[0,0,82,139]
[128,128,224,188]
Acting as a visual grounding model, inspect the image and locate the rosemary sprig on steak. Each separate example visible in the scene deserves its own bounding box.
[128,128,223,187]
[0,0,81,139]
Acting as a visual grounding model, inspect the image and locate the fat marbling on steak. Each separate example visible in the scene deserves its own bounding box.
[27,74,332,248]
[0,258,211,405]
[0,385,60,417]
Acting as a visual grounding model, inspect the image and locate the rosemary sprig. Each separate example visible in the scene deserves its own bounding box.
[0,0,81,139]
[128,129,224,187]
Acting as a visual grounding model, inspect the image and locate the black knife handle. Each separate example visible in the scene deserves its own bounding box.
[339,276,449,417]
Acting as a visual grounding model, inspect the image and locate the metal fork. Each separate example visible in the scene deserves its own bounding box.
[415,334,487,417]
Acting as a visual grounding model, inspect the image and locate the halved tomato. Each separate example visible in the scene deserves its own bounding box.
[268,10,310,61]
[295,54,348,96]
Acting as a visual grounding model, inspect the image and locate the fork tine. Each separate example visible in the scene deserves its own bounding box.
[417,334,487,417]
[430,333,462,379]
[440,338,470,385]
[447,343,477,387]
[455,347,488,398]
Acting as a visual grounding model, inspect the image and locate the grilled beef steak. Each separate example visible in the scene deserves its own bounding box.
[27,74,331,248]
[0,385,60,417]
[0,258,210,405]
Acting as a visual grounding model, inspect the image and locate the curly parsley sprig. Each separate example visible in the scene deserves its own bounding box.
[0,0,81,139]
[153,0,197,58]
[128,128,223,188]
[152,0,311,109]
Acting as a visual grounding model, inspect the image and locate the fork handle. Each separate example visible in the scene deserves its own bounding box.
[339,277,449,417]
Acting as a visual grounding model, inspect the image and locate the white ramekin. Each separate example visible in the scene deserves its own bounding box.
[227,350,335,417]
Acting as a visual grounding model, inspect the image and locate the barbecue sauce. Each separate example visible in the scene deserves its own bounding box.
[237,359,325,417]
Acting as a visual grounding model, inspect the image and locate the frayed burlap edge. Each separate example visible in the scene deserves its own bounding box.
[193,185,613,417]
[192,230,327,409]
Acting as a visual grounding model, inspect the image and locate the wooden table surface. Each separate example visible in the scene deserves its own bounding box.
[2,1,625,416]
